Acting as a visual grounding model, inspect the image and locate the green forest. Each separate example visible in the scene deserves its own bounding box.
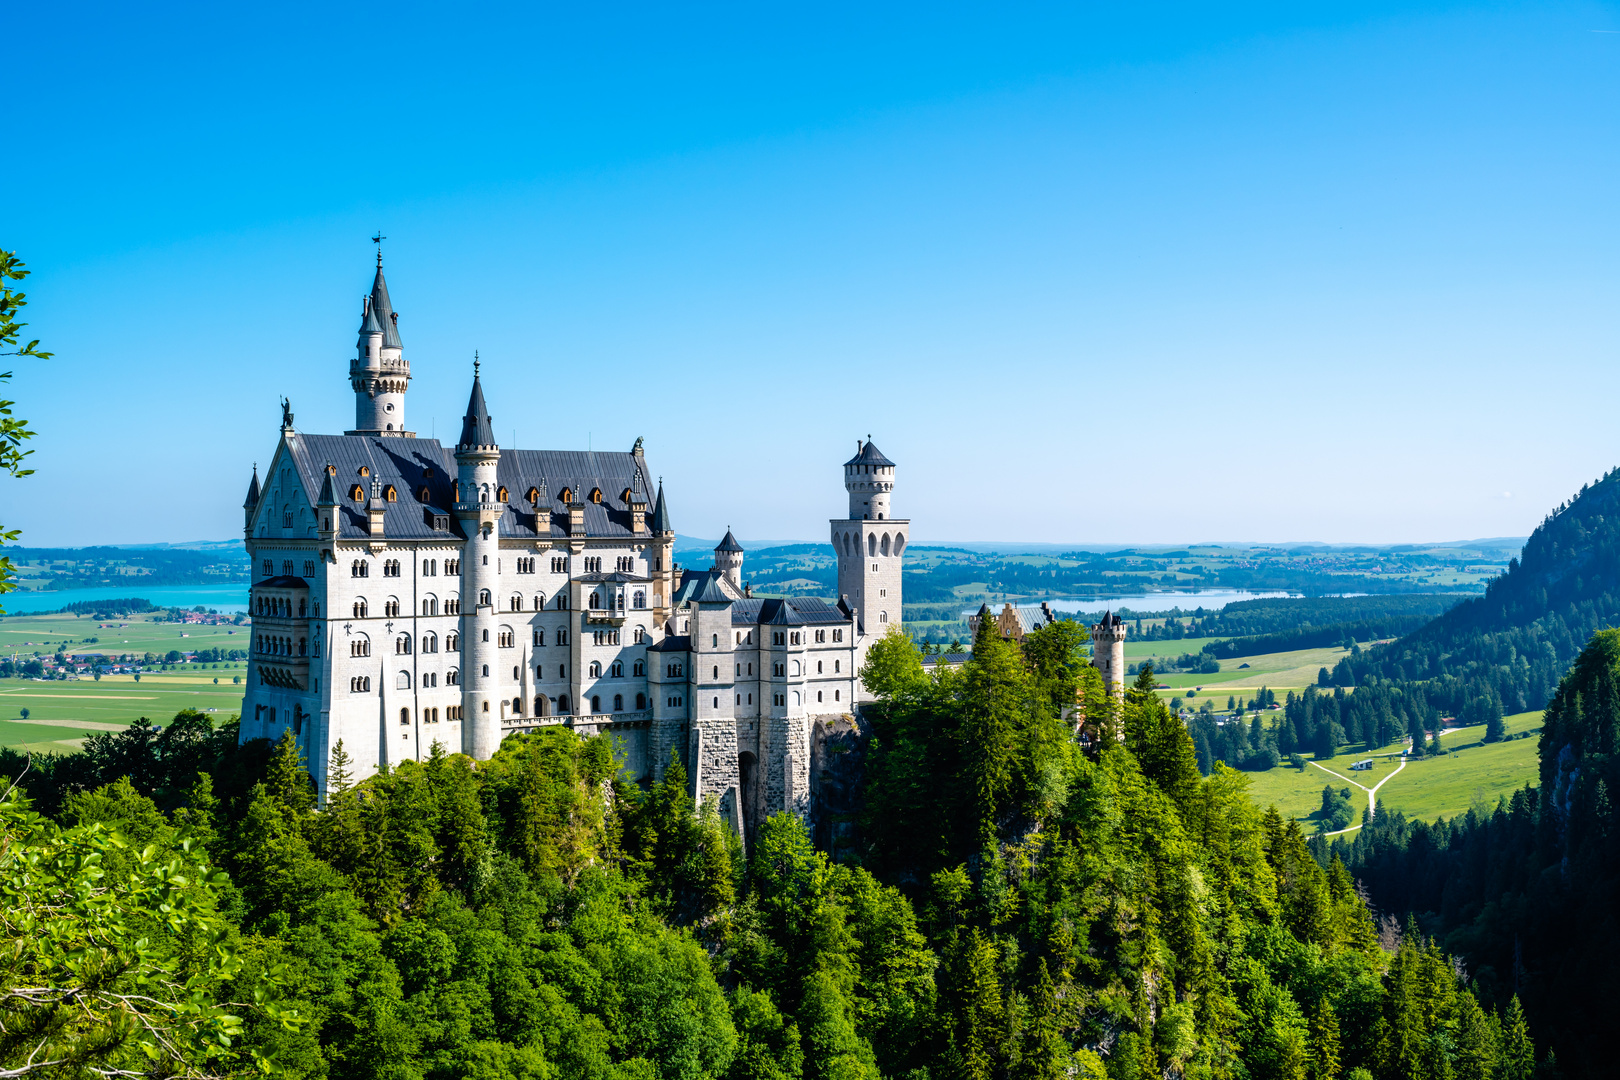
[0,620,1548,1080]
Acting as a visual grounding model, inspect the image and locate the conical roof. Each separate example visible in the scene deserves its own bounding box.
[845,439,896,468]
[316,466,336,506]
[716,529,743,553]
[358,296,382,335]
[368,266,403,349]
[457,376,496,449]
[651,481,673,534]
[243,466,261,508]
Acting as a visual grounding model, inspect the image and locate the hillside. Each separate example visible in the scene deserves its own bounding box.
[1350,466,1620,716]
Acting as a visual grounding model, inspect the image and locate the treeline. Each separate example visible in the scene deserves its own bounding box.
[8,544,249,587]
[0,622,1554,1078]
[1316,627,1620,1079]
[1342,467,1620,721]
[1181,681,1426,773]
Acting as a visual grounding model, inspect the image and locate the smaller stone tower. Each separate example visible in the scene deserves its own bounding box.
[348,255,413,437]
[1090,611,1127,700]
[455,367,503,759]
[650,480,676,624]
[831,438,908,692]
[715,530,744,591]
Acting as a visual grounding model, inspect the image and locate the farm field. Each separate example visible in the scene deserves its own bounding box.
[1149,644,1352,697]
[1237,711,1543,829]
[0,610,250,656]
[0,672,247,753]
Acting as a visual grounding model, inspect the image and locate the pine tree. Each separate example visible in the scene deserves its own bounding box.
[1500,996,1534,1080]
[1453,990,1500,1080]
[1307,998,1340,1080]
[265,730,314,818]
[327,738,354,796]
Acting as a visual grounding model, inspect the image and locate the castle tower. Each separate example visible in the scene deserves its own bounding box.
[455,369,503,758]
[831,438,909,694]
[714,529,744,591]
[650,480,676,625]
[1090,611,1127,700]
[347,256,413,437]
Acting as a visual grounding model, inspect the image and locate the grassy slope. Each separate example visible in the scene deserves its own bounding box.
[1237,711,1542,827]
[0,611,251,656]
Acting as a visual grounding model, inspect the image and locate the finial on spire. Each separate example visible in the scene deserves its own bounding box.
[372,232,386,266]
[473,350,480,378]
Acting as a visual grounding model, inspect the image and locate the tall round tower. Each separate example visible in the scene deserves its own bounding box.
[714,529,744,591]
[845,437,896,520]
[1090,611,1127,701]
[454,369,503,759]
[348,256,413,437]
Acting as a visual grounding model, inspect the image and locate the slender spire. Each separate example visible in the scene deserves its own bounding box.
[368,265,402,349]
[243,464,261,508]
[316,464,336,507]
[457,368,496,450]
[651,479,672,534]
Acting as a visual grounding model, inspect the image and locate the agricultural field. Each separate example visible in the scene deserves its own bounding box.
[1238,711,1543,830]
[0,610,249,657]
[1151,644,1352,698]
[0,671,247,754]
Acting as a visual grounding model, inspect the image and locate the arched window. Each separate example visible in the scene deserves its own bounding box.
[589,660,602,678]
[509,594,523,612]
[418,486,430,501]
[396,633,411,654]
[591,695,601,713]
[792,660,801,676]
[611,661,623,677]
[446,632,459,651]
[397,671,411,689]
[422,632,437,653]
[350,485,364,503]
[353,599,368,618]
[613,693,623,711]
[447,668,459,685]
[558,694,570,713]
[881,533,890,557]
[879,610,888,623]
[558,487,572,504]
[868,533,877,557]
[589,488,602,503]
[479,589,491,607]
[384,485,397,502]
[895,532,906,554]
[527,486,540,503]
[358,465,370,477]
[633,590,645,609]
[589,591,601,610]
[497,486,508,502]
[534,594,545,611]
[400,707,410,725]
[535,695,550,717]
[636,693,646,709]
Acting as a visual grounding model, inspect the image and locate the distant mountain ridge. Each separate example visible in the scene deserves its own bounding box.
[1352,466,1620,714]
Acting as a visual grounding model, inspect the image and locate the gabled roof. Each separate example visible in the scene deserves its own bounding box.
[243,466,261,508]
[458,376,496,450]
[648,634,691,653]
[691,572,734,605]
[651,481,672,534]
[845,439,895,468]
[729,596,852,627]
[369,266,402,349]
[716,529,743,553]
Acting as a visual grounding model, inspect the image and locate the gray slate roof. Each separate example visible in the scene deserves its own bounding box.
[716,529,743,553]
[458,377,495,449]
[244,466,261,508]
[651,482,672,534]
[365,266,403,349]
[845,439,895,468]
[648,634,691,653]
[283,434,656,542]
[730,596,851,627]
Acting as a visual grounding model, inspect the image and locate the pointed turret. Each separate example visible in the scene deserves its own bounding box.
[243,465,261,510]
[714,529,744,590]
[651,480,673,535]
[348,254,412,436]
[457,374,497,450]
[716,529,743,553]
[368,265,403,349]
[315,465,336,507]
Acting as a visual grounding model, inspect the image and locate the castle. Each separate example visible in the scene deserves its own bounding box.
[239,258,909,841]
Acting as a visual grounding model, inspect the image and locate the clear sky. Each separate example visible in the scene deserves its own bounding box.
[7,2,1620,548]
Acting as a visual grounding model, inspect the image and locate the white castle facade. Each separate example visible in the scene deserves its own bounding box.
[240,259,908,837]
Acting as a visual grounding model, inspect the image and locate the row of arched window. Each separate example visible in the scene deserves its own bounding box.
[837,531,906,557]
[257,635,306,656]
[255,595,307,617]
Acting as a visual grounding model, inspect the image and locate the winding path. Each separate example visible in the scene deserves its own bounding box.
[1309,756,1408,835]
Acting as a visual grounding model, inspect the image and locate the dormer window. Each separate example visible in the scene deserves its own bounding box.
[558,488,572,504]
[621,488,633,504]
[527,486,540,504]
[358,465,370,477]
[384,485,397,502]
[418,486,430,501]
[497,486,508,502]
[349,485,364,503]
[589,488,602,504]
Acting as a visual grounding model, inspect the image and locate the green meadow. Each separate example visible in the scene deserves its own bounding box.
[0,672,247,754]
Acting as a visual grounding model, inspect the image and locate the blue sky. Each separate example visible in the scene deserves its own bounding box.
[7,2,1620,547]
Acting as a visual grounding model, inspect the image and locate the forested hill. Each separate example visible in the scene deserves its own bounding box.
[1350,466,1620,715]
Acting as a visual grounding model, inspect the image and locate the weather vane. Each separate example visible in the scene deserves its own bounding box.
[371,231,386,266]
